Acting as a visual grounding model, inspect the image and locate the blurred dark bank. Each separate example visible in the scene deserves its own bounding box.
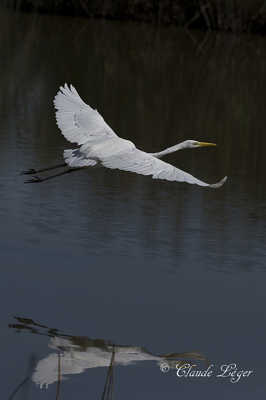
[0,3,266,400]
[2,0,266,34]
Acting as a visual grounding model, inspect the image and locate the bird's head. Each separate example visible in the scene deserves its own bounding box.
[185,140,217,149]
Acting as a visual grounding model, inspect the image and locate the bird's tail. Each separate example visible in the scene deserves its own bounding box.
[63,149,97,168]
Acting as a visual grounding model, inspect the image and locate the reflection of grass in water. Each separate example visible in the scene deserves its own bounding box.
[8,377,30,400]
[4,0,266,33]
[56,352,61,400]
[8,355,36,400]
[194,0,266,34]
[101,345,115,400]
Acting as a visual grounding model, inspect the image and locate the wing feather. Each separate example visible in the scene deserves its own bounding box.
[54,84,117,145]
[63,149,98,168]
[101,149,227,188]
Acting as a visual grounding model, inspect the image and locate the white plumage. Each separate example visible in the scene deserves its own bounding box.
[53,83,227,188]
[54,84,117,145]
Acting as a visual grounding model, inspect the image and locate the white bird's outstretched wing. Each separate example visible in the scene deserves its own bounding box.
[101,149,227,188]
[54,84,117,145]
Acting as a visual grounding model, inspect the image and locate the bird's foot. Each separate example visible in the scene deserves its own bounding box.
[24,176,43,184]
[20,168,37,175]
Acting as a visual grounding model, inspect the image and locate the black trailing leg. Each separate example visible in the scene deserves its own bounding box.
[24,167,85,183]
[21,163,67,175]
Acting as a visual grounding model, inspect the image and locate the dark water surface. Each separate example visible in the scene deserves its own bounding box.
[1,9,266,399]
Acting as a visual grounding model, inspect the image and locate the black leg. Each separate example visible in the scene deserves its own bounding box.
[24,167,85,183]
[21,163,67,175]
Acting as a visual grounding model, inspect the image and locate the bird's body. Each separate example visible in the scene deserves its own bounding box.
[81,137,136,161]
[23,83,227,188]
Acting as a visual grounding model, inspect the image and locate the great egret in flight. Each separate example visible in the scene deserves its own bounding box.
[23,84,227,188]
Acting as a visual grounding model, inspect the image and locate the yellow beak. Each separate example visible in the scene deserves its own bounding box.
[198,142,216,147]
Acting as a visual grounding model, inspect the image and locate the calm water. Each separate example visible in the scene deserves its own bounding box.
[1,9,266,399]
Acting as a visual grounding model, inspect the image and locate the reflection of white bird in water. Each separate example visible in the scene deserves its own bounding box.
[32,336,206,389]
[8,317,207,393]
[32,337,161,388]
[23,84,227,188]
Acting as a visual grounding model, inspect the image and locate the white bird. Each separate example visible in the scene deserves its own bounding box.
[23,83,227,188]
[31,335,206,388]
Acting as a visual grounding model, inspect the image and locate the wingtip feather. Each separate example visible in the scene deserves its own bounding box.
[209,176,228,189]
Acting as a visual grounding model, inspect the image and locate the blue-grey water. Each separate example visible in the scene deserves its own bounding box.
[1,8,266,399]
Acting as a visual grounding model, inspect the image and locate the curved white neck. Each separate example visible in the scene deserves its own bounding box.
[151,141,188,158]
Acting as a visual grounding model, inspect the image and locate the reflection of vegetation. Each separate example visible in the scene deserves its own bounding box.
[101,345,115,400]
[9,316,209,397]
[56,352,61,400]
[3,0,266,34]
[8,354,36,400]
